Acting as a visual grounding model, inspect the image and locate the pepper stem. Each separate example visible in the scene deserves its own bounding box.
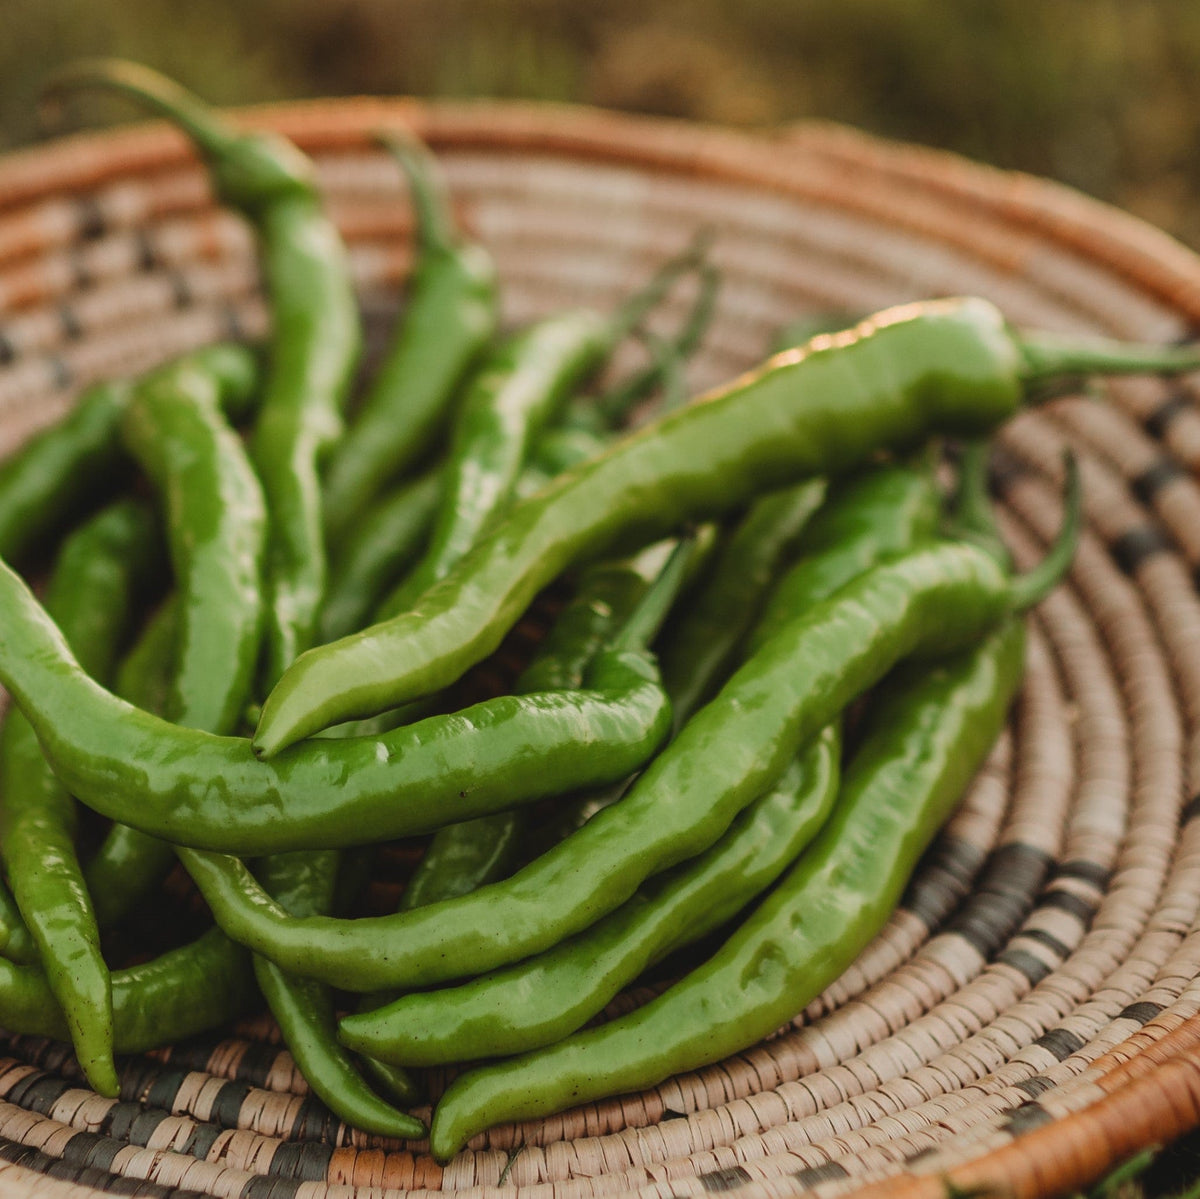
[1019,331,1200,392]
[605,227,715,346]
[596,259,720,424]
[608,534,698,653]
[1008,452,1082,611]
[41,59,239,160]
[945,440,1010,568]
[377,129,459,258]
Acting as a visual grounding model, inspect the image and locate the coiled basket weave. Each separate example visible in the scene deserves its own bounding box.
[2,97,1200,1199]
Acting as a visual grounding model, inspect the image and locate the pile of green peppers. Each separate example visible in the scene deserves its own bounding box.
[0,58,1195,1161]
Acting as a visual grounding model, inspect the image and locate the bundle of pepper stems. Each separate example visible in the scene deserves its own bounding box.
[0,60,1196,1161]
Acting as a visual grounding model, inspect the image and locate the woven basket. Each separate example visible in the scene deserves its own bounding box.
[2,97,1200,1199]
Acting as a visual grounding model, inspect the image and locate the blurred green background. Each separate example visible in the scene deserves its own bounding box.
[6,0,1200,247]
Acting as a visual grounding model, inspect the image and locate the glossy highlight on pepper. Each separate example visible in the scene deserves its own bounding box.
[0,553,673,854]
[254,294,1174,754]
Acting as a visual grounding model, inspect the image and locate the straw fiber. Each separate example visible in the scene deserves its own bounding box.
[1,98,1199,1198]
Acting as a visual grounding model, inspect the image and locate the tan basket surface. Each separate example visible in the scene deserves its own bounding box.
[3,96,1200,1199]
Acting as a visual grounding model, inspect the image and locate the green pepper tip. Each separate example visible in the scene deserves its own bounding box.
[39,58,236,159]
[1008,449,1082,611]
[376,124,459,256]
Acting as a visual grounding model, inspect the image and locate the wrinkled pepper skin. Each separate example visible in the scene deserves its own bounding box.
[0,555,672,852]
[180,540,1034,992]
[0,499,159,1095]
[429,618,1026,1161]
[254,297,1028,751]
[339,724,840,1066]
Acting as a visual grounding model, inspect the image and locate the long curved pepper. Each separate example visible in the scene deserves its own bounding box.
[0,551,672,853]
[254,294,1170,754]
[121,346,266,734]
[0,500,159,1096]
[170,486,1078,994]
[45,60,363,683]
[379,237,713,618]
[427,428,1025,1156]
[338,725,840,1067]
[429,617,1027,1160]
[321,130,499,540]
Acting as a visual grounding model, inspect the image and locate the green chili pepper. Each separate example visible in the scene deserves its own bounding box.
[321,131,498,541]
[120,345,265,733]
[0,499,159,1096]
[429,615,1027,1160]
[83,343,262,925]
[340,723,839,1067]
[173,482,1077,993]
[0,561,672,854]
[254,295,1184,754]
[379,246,709,618]
[46,60,363,684]
[399,461,933,1060]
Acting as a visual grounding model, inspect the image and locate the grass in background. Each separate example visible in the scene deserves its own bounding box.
[6,0,1200,246]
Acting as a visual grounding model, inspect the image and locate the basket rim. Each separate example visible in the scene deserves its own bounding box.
[4,94,1200,327]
